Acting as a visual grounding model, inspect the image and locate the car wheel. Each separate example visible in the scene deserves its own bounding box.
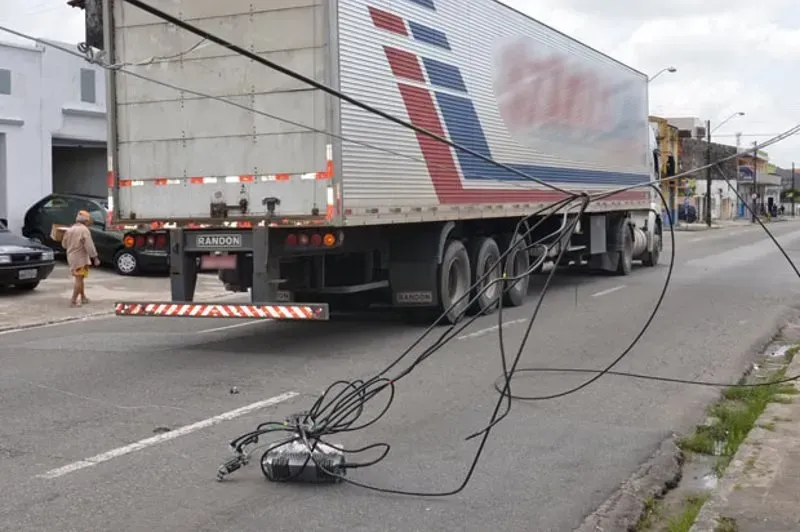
[114,249,139,276]
[15,281,40,291]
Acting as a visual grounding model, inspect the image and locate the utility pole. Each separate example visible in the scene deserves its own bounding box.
[705,120,712,227]
[752,141,759,222]
[793,161,796,217]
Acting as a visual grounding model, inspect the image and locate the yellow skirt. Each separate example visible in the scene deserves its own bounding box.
[72,266,89,278]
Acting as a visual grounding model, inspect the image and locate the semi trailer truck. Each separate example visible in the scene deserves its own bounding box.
[77,0,663,324]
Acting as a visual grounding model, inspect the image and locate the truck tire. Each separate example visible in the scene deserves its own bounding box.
[438,239,471,325]
[615,224,633,276]
[500,233,530,307]
[468,237,501,315]
[642,234,661,267]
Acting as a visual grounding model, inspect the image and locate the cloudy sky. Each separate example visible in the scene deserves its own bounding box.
[2,0,799,166]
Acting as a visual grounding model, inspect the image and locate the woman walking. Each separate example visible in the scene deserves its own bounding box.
[61,210,100,307]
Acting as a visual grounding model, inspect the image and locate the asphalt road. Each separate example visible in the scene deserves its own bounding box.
[2,222,800,532]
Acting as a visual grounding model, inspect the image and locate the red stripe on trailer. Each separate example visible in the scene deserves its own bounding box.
[114,302,329,320]
[368,6,407,36]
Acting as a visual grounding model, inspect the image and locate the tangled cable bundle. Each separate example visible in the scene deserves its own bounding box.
[4,0,800,497]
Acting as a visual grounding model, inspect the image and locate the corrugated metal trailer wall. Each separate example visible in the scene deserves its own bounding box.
[111,0,334,222]
[336,0,652,225]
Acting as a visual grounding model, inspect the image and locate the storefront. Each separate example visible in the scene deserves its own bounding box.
[649,116,680,225]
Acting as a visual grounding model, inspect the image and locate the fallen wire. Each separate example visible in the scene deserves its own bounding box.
[10,1,800,496]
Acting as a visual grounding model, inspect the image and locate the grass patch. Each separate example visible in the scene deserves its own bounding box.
[715,516,738,532]
[634,496,661,531]
[678,364,794,477]
[784,345,799,363]
[677,427,718,455]
[665,493,710,532]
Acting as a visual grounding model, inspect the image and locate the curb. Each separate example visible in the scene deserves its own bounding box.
[690,350,800,532]
[0,310,113,334]
[575,439,684,532]
[0,290,237,334]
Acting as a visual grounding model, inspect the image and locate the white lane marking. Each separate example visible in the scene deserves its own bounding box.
[36,391,298,480]
[198,321,267,334]
[591,285,626,298]
[457,318,527,340]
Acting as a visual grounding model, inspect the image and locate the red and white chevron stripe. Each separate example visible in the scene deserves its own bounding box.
[115,302,328,320]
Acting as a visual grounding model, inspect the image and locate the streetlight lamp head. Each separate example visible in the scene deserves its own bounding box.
[667,67,677,72]
[737,111,746,116]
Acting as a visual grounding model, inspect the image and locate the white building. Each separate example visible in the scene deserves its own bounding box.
[0,39,107,234]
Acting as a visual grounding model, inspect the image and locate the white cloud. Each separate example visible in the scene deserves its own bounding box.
[533,0,795,21]
[0,0,84,45]
[2,0,798,166]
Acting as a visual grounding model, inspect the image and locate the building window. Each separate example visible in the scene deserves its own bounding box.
[80,68,96,103]
[0,69,10,95]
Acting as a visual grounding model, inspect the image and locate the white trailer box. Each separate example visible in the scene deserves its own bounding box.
[107,0,651,228]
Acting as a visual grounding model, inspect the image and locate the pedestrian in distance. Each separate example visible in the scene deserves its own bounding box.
[61,210,100,307]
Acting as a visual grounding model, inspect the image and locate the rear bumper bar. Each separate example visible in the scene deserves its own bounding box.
[114,302,329,320]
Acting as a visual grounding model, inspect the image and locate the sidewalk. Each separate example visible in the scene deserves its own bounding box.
[675,217,795,232]
[691,352,800,532]
[0,264,228,332]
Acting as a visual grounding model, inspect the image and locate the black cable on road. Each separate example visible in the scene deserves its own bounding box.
[55,1,800,497]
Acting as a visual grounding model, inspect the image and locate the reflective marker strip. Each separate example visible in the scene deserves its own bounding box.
[115,302,329,320]
[116,145,334,187]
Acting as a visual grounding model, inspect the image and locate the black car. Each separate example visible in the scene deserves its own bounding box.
[22,193,168,276]
[0,220,56,290]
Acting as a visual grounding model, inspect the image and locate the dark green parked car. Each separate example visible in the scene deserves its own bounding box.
[22,193,168,276]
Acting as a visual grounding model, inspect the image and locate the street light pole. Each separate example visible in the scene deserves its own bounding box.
[793,161,796,217]
[648,66,677,82]
[753,141,759,222]
[705,120,712,227]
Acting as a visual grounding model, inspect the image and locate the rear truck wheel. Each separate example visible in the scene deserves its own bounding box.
[615,224,634,276]
[114,249,140,276]
[642,233,661,267]
[437,239,471,325]
[468,237,502,315]
[500,233,530,307]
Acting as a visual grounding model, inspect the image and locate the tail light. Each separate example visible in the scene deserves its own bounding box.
[284,232,340,249]
[123,232,168,250]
